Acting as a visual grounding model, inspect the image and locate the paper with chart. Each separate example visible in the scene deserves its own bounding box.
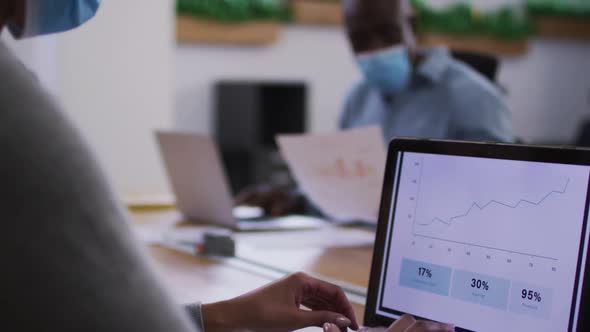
[277,127,386,223]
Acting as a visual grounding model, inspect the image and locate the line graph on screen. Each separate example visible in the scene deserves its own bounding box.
[403,155,578,261]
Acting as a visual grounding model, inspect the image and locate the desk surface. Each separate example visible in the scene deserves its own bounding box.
[132,210,374,324]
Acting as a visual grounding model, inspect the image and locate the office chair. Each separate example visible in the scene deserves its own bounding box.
[451,50,521,143]
[451,50,499,83]
[575,120,590,147]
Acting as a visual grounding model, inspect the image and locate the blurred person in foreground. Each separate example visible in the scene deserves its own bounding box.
[237,0,513,216]
[0,1,455,332]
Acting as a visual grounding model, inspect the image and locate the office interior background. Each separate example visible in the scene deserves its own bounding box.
[2,0,589,200]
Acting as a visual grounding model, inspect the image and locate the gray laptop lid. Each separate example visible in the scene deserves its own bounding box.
[155,131,236,228]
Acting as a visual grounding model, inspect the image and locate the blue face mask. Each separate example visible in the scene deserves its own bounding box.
[9,0,101,38]
[356,46,412,94]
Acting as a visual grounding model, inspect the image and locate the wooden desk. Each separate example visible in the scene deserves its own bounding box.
[132,210,374,323]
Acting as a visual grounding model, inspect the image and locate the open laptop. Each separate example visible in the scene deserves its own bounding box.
[364,138,590,332]
[155,131,324,231]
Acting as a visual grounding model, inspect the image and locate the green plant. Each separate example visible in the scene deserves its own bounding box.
[411,0,535,40]
[177,0,292,22]
[527,0,590,18]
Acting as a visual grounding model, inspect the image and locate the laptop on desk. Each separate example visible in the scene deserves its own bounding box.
[155,131,324,231]
[364,138,590,332]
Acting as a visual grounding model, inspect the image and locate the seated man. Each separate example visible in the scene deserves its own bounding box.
[237,0,513,215]
[342,0,513,143]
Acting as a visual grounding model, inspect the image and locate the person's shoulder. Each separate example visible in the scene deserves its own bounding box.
[346,80,373,100]
[0,41,48,113]
[340,80,375,128]
[0,41,38,84]
[343,80,375,109]
[443,58,504,103]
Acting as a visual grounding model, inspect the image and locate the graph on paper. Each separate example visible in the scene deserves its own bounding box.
[398,153,590,261]
[317,158,378,178]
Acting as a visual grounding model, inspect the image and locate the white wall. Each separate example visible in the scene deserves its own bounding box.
[176,26,590,144]
[175,26,361,135]
[501,39,590,142]
[3,0,175,197]
[56,0,175,196]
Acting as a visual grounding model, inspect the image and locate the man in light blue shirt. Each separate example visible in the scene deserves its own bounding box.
[341,0,513,143]
[237,0,513,215]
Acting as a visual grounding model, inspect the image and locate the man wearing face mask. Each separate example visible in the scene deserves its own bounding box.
[341,0,513,142]
[237,0,513,216]
[0,1,456,332]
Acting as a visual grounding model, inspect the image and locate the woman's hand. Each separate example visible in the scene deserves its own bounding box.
[323,314,454,332]
[202,272,359,332]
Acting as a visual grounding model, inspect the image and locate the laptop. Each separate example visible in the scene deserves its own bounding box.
[155,131,324,231]
[365,138,590,332]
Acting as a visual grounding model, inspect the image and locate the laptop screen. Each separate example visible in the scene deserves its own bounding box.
[376,151,590,332]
